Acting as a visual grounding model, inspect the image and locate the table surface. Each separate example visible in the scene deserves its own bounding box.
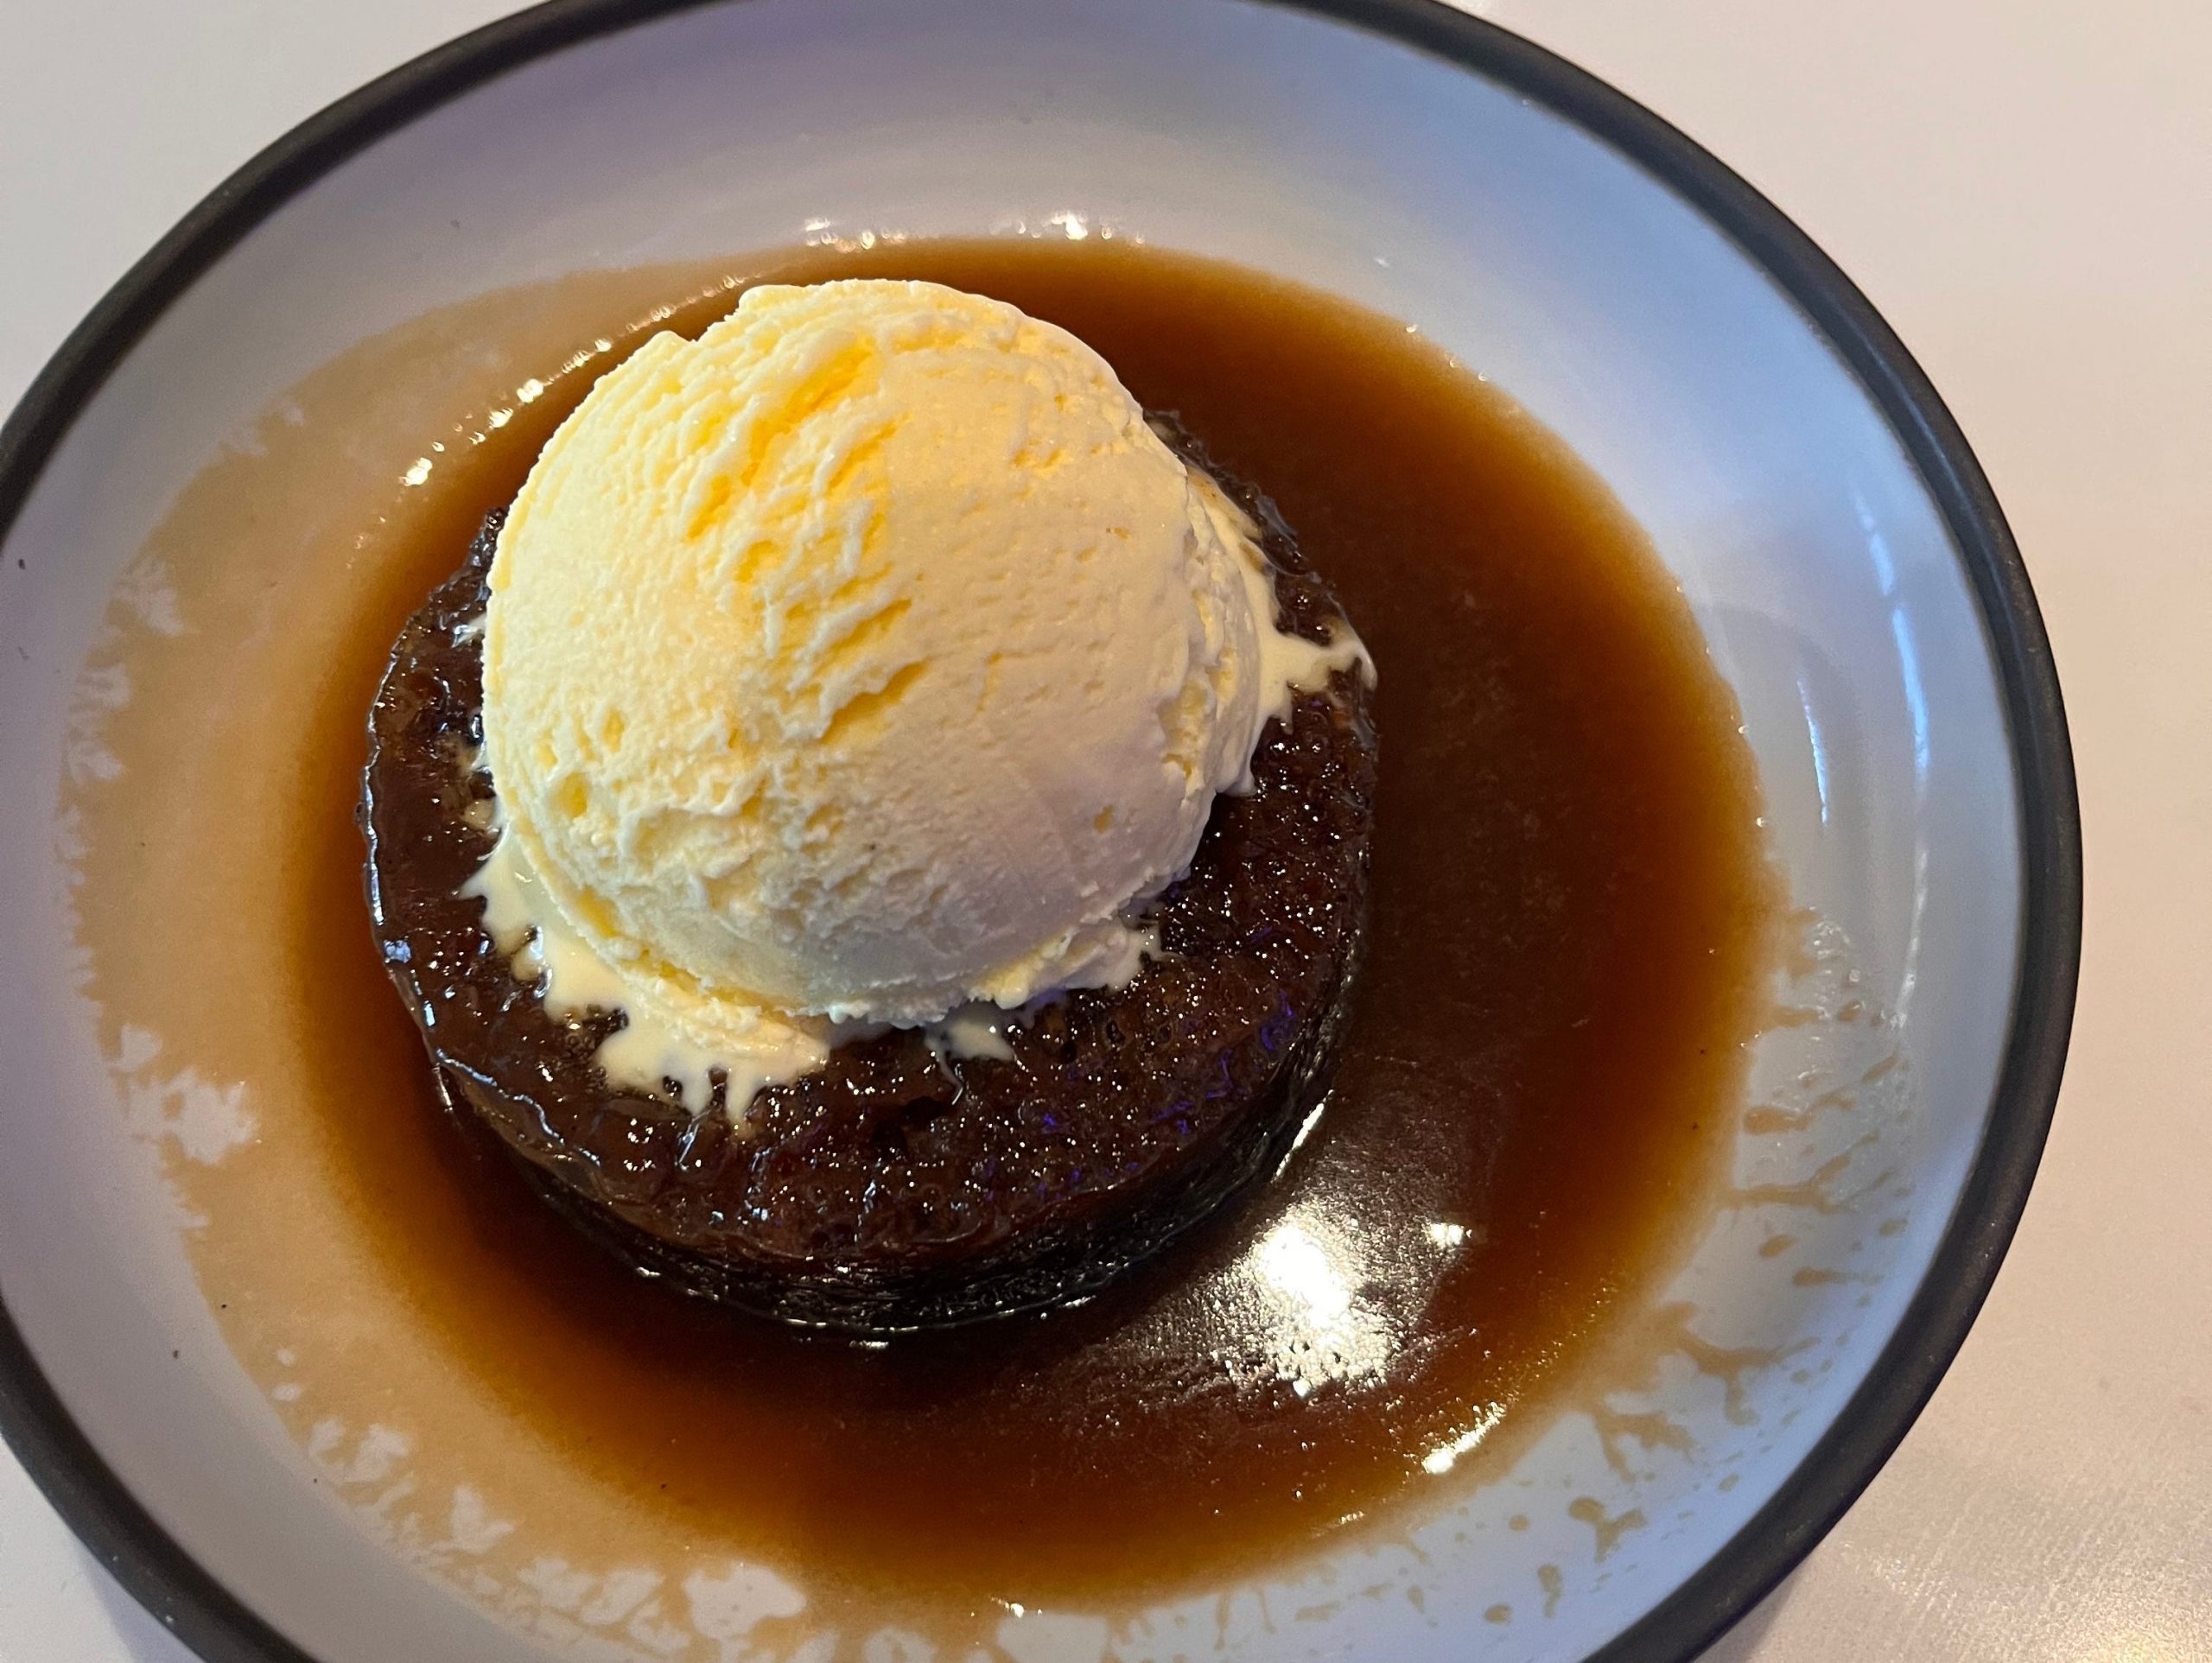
[2,2,2205,1659]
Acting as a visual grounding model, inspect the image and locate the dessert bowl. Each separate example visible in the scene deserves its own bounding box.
[0,2,2079,1660]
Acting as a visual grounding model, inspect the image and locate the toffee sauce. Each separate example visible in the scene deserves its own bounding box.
[297,240,1770,1603]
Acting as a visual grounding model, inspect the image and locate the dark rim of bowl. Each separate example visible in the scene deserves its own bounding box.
[0,1,2080,1659]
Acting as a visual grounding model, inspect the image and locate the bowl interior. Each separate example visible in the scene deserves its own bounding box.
[0,2,2024,1659]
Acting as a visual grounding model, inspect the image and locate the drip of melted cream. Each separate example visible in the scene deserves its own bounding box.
[1190,469,1376,790]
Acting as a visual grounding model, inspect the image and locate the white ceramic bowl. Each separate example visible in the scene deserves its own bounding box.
[0,3,2078,1660]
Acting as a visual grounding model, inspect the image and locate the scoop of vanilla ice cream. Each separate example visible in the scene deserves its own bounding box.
[480,278,1266,1037]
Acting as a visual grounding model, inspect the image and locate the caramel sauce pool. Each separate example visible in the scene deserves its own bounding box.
[256,242,1765,1606]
